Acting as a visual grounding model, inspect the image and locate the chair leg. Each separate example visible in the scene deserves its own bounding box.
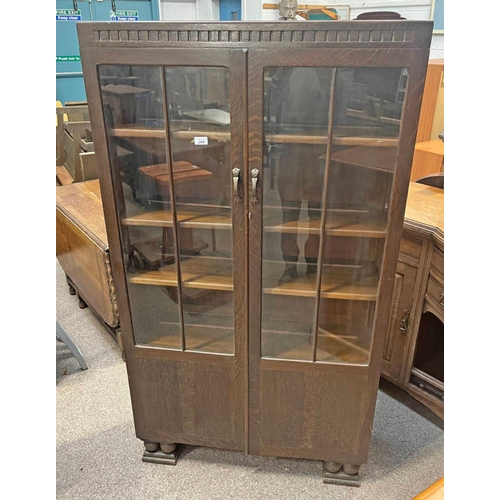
[56,321,88,371]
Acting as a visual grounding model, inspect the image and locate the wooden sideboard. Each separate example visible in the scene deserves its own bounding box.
[381,182,444,419]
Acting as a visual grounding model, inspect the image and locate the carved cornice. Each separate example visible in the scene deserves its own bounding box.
[77,21,433,49]
[93,27,415,44]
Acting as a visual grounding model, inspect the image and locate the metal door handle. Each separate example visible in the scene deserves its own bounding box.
[398,308,410,333]
[250,169,259,205]
[232,168,241,203]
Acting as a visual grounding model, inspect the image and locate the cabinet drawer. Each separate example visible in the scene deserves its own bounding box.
[430,247,444,281]
[398,235,423,266]
[425,273,444,314]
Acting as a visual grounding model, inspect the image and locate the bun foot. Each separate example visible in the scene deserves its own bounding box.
[142,440,180,465]
[324,461,342,473]
[144,441,159,453]
[160,442,176,454]
[323,462,361,486]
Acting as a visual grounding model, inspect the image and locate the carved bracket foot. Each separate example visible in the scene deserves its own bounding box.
[323,462,361,486]
[65,277,76,296]
[142,441,180,465]
[78,295,88,309]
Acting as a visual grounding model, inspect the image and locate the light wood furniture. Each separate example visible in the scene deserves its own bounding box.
[56,103,91,183]
[410,59,444,181]
[56,180,122,350]
[410,139,444,182]
[415,59,444,144]
[78,20,432,484]
[381,182,444,419]
[414,477,444,500]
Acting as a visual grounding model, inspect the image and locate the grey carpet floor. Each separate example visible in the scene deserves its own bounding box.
[56,259,444,500]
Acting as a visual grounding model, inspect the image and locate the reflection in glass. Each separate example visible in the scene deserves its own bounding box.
[98,64,235,354]
[333,67,406,137]
[164,67,235,354]
[261,66,405,364]
[98,64,182,349]
[261,67,332,360]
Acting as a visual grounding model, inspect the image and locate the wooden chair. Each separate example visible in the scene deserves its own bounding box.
[416,172,444,189]
[56,103,91,184]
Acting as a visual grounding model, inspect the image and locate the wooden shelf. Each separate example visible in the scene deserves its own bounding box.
[124,206,386,237]
[123,206,232,229]
[109,124,231,142]
[110,125,165,138]
[317,327,370,363]
[263,209,387,238]
[110,125,398,148]
[264,124,399,147]
[262,327,369,364]
[142,321,369,363]
[263,262,378,300]
[265,133,398,147]
[326,146,398,173]
[145,323,234,355]
[128,256,234,291]
[130,256,377,300]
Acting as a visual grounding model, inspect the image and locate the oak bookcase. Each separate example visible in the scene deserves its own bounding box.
[78,20,432,485]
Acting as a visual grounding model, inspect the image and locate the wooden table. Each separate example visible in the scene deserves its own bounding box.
[56,180,123,352]
[381,182,444,419]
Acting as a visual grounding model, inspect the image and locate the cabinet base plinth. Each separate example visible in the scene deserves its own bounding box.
[142,445,180,465]
[323,463,360,487]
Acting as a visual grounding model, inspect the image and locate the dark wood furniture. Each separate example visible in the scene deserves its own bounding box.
[416,172,444,189]
[78,20,432,484]
[381,182,444,419]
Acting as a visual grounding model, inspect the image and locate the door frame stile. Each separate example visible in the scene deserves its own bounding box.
[311,69,337,362]
[160,68,186,351]
[229,48,250,451]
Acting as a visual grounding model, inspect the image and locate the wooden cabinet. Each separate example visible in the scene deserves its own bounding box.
[381,260,419,383]
[380,183,444,420]
[78,20,432,484]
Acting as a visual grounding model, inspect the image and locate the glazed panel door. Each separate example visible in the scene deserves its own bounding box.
[80,44,248,451]
[247,47,428,464]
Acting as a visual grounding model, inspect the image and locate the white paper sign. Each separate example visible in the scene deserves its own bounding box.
[194,137,208,146]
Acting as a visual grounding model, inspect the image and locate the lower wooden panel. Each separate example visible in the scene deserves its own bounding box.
[129,354,245,451]
[253,365,369,464]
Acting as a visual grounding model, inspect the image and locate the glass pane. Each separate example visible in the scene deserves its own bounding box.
[261,67,333,360]
[98,65,182,349]
[333,67,405,138]
[316,66,405,365]
[164,67,235,355]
